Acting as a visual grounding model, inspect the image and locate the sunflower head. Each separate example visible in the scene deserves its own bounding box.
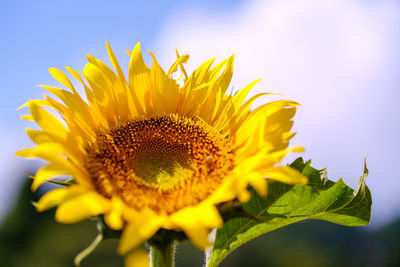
[17,42,307,254]
[86,114,235,215]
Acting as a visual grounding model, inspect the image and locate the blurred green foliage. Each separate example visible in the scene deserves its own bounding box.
[0,180,398,267]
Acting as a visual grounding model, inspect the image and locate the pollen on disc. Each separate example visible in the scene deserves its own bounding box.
[85,114,234,214]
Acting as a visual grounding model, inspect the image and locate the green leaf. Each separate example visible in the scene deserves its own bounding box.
[207,157,372,267]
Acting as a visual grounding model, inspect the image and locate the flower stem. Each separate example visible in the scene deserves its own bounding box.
[150,241,175,267]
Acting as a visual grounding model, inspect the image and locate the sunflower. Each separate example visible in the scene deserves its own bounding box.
[17,43,307,257]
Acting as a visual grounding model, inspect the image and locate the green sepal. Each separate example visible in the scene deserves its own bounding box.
[46,178,76,186]
[148,229,187,248]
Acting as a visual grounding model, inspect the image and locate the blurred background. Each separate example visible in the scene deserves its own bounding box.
[1,0,399,266]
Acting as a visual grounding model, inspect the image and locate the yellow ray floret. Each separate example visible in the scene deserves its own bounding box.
[17,42,307,255]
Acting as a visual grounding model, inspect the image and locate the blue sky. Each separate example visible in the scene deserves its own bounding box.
[0,0,243,130]
[1,0,399,226]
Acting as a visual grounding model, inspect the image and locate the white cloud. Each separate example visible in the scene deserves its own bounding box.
[155,0,400,225]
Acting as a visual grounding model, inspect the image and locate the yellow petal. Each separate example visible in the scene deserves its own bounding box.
[16,146,91,189]
[105,210,124,230]
[124,248,149,267]
[118,223,144,255]
[211,54,234,94]
[84,63,113,102]
[237,189,251,203]
[28,101,68,140]
[225,92,271,134]
[104,198,125,230]
[247,173,268,197]
[128,42,149,114]
[17,99,51,110]
[35,187,70,212]
[49,67,76,93]
[106,42,128,83]
[180,224,210,250]
[20,114,34,121]
[25,129,82,161]
[55,191,110,223]
[264,166,308,185]
[207,177,237,204]
[87,54,117,84]
[40,85,98,133]
[232,79,261,109]
[26,129,52,144]
[167,53,190,76]
[172,204,222,229]
[65,66,108,123]
[174,48,189,79]
[32,163,70,191]
[148,51,168,111]
[118,213,163,255]
[196,205,223,228]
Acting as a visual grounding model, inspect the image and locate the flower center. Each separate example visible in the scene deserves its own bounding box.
[85,114,234,214]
